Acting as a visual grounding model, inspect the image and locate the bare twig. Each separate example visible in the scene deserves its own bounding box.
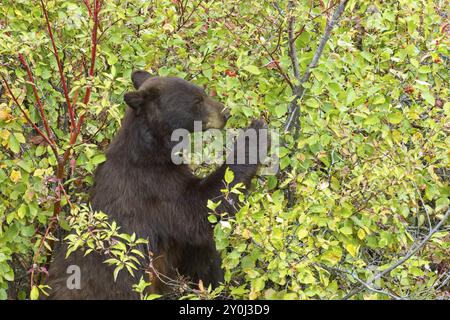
[259,39,294,90]
[349,272,403,300]
[319,264,403,300]
[435,271,450,291]
[343,208,450,299]
[284,0,348,132]
[288,15,301,83]
[176,1,203,31]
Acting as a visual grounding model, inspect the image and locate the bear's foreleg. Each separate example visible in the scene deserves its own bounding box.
[200,119,268,215]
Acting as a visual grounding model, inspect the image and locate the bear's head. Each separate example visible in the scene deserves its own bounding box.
[123,70,228,133]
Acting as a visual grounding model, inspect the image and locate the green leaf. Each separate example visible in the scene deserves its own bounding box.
[8,133,20,153]
[224,168,234,184]
[364,114,380,126]
[372,95,385,105]
[17,160,32,173]
[17,204,27,219]
[91,154,106,165]
[305,98,320,109]
[21,225,35,237]
[208,214,218,223]
[113,265,124,281]
[275,104,287,117]
[13,132,26,143]
[339,226,353,235]
[243,65,261,75]
[421,90,435,106]
[346,89,357,106]
[30,286,39,300]
[3,265,14,282]
[0,289,7,300]
[387,110,403,124]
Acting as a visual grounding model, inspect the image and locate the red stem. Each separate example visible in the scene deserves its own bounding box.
[39,0,76,132]
[77,0,102,135]
[0,74,56,151]
[30,179,74,288]
[83,0,93,18]
[8,0,103,290]
[18,54,54,142]
[30,218,55,289]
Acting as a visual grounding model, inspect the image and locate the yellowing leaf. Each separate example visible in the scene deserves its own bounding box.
[1,130,10,146]
[14,132,26,144]
[357,228,366,240]
[34,169,45,177]
[321,247,342,266]
[345,243,359,257]
[242,228,251,239]
[10,170,21,183]
[17,204,27,219]
[162,23,174,33]
[297,228,308,239]
[0,108,12,121]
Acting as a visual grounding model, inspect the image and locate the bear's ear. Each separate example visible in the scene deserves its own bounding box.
[131,70,152,89]
[124,91,144,110]
[124,88,160,111]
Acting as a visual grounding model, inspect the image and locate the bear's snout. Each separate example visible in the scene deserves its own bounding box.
[204,98,228,129]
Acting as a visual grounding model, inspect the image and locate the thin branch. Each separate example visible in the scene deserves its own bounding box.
[343,208,450,299]
[176,0,203,31]
[28,0,103,288]
[269,22,284,55]
[284,0,348,132]
[39,0,76,131]
[259,39,294,90]
[18,54,54,142]
[435,271,450,291]
[0,74,56,151]
[30,216,57,288]
[76,0,102,136]
[349,272,403,300]
[82,0,93,18]
[319,264,403,300]
[288,15,301,83]
[413,181,432,231]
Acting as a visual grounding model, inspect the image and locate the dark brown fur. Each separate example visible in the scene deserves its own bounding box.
[46,71,265,299]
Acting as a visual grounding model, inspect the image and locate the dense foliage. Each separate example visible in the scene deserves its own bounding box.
[0,0,448,300]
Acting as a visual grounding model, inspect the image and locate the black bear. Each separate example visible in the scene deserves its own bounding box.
[46,70,267,299]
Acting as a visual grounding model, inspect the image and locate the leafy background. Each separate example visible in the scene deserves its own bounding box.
[0,0,449,300]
